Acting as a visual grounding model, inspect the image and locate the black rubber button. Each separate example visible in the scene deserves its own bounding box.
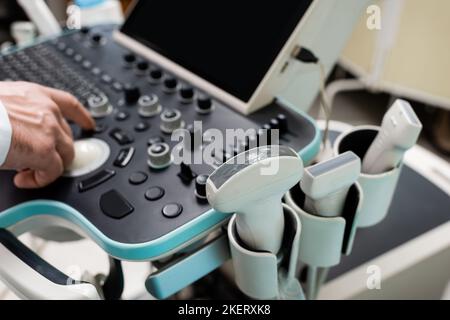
[114,147,135,168]
[149,68,163,80]
[195,174,209,199]
[129,171,148,185]
[180,86,194,99]
[82,60,92,69]
[134,122,149,132]
[65,48,74,56]
[112,82,123,92]
[78,169,115,192]
[147,136,165,146]
[94,123,107,134]
[162,203,183,218]
[110,128,134,145]
[92,67,101,75]
[101,74,112,84]
[115,111,130,121]
[164,77,178,89]
[74,54,83,62]
[145,187,165,201]
[100,189,133,219]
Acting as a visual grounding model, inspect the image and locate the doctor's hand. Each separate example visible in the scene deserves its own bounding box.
[0,81,95,189]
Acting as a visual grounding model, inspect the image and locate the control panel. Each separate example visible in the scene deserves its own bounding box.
[0,25,319,259]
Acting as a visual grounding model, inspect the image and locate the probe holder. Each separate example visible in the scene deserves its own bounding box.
[284,182,363,267]
[227,204,303,300]
[334,126,402,227]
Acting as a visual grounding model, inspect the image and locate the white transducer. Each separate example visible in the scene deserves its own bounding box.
[362,99,422,174]
[206,145,303,254]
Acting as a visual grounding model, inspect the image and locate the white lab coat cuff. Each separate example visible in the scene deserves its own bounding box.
[0,100,12,166]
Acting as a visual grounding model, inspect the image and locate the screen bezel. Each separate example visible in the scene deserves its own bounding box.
[114,0,316,114]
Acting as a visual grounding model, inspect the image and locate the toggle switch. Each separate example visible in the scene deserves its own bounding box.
[178,162,197,184]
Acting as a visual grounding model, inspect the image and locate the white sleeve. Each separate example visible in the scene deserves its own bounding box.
[0,100,12,166]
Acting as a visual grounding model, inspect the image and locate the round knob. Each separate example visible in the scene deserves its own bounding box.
[163,77,179,93]
[179,86,195,103]
[136,61,149,74]
[124,84,141,105]
[123,53,136,67]
[88,94,113,118]
[148,68,163,84]
[160,109,184,133]
[196,95,214,114]
[195,174,209,200]
[138,94,161,117]
[147,143,172,169]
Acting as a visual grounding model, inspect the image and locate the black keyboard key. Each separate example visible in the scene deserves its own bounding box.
[78,169,116,192]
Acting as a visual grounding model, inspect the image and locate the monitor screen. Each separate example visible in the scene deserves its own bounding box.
[121,0,313,102]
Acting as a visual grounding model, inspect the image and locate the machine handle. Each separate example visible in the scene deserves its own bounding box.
[146,232,231,299]
[0,228,100,300]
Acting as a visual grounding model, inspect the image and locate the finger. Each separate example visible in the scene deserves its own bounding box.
[46,111,75,166]
[13,170,35,189]
[41,99,73,138]
[40,86,95,130]
[14,152,64,188]
[55,128,75,168]
[60,117,73,139]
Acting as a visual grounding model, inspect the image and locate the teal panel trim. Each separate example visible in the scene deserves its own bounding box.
[0,200,228,261]
[146,234,230,299]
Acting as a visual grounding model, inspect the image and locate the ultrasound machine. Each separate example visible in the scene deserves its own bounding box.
[0,0,379,299]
